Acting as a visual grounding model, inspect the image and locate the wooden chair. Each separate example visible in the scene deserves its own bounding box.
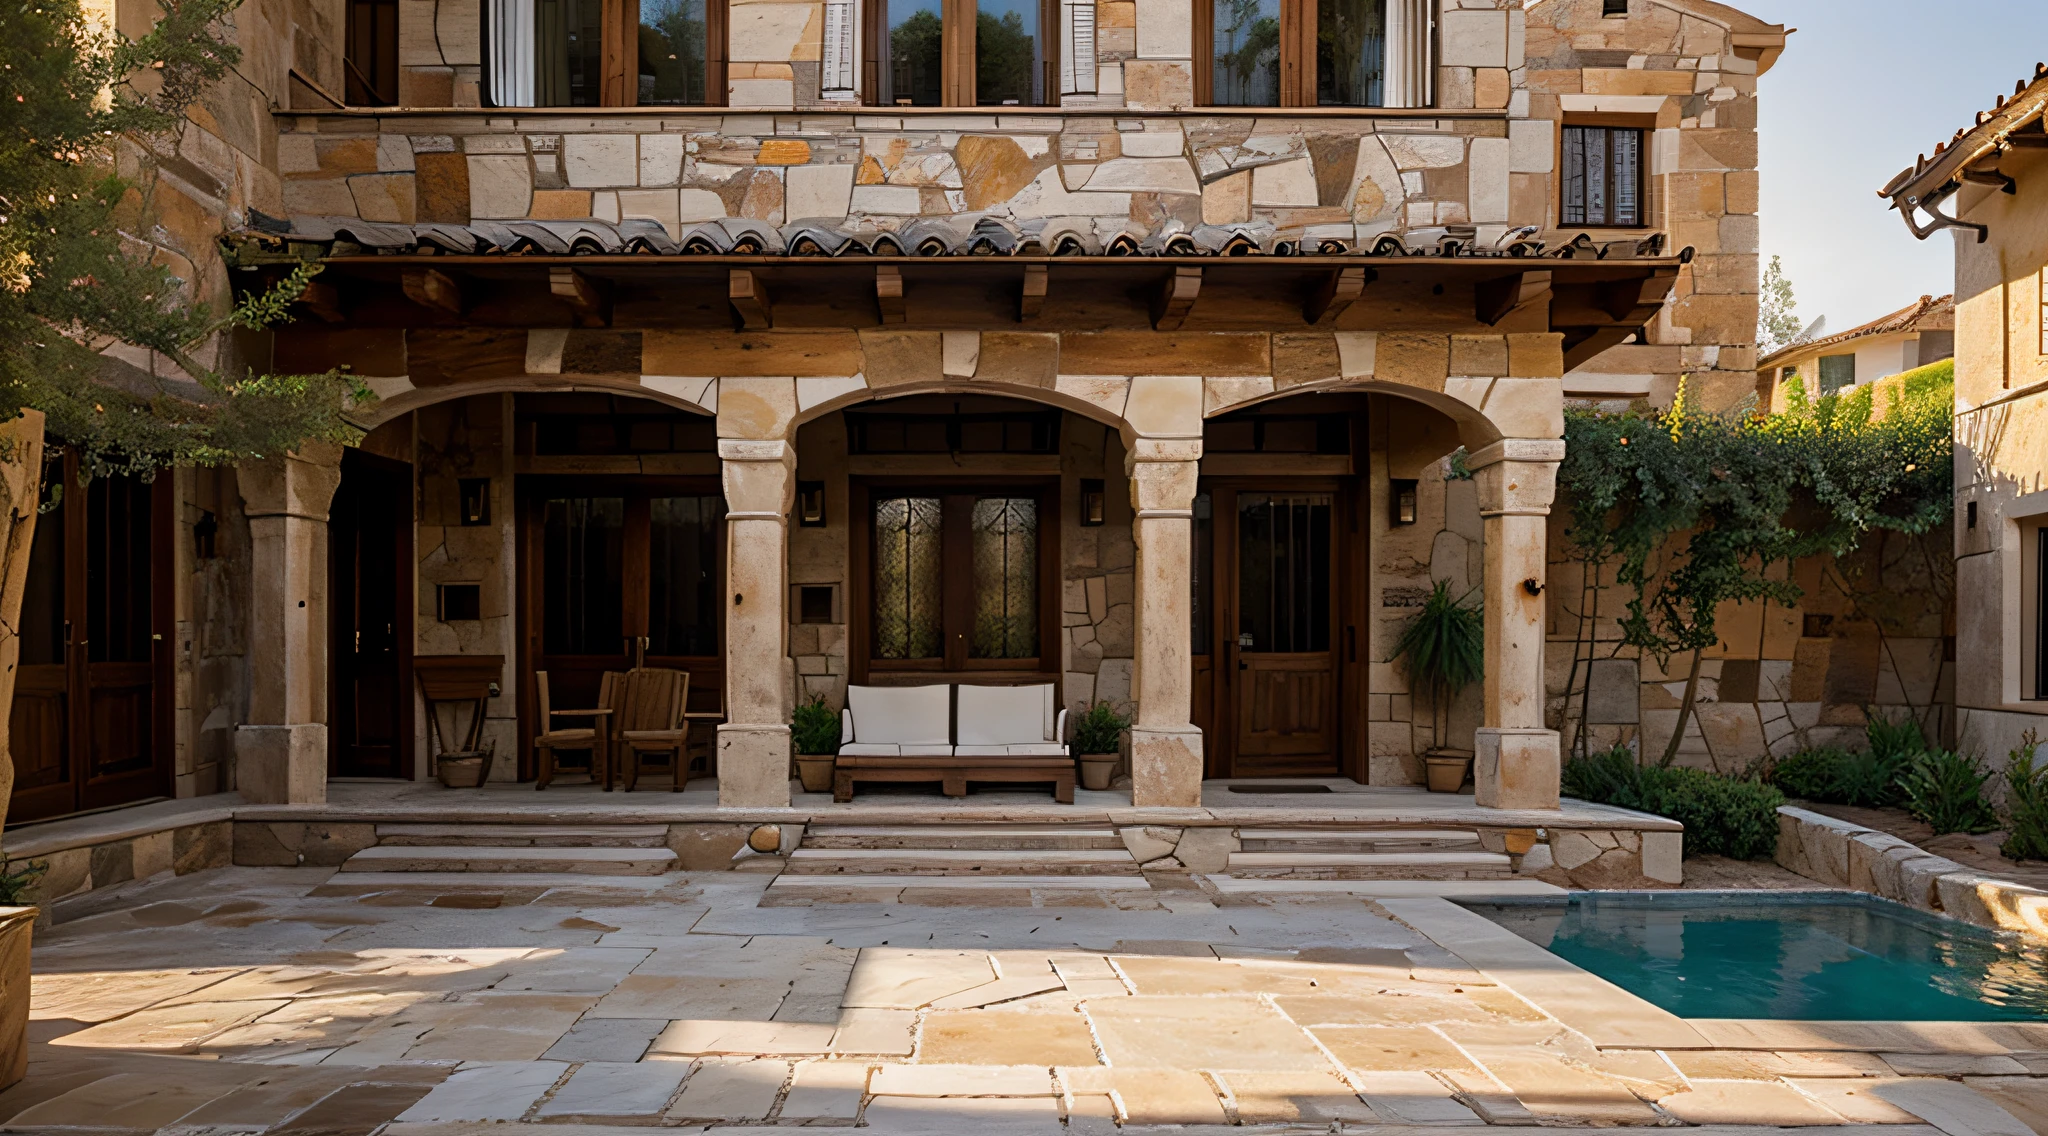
[619,668,690,792]
[534,671,623,790]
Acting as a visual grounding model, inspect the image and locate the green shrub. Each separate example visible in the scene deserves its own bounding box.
[1866,713,1930,763]
[2001,734,2048,861]
[1766,745,1908,807]
[790,697,841,756]
[1073,702,1130,755]
[0,861,45,906]
[1770,748,1848,800]
[1898,748,2000,836]
[1562,746,1785,860]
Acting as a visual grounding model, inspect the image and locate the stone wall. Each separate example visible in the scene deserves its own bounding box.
[1777,806,2048,941]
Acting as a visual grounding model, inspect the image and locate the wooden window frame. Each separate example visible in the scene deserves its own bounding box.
[344,0,400,105]
[489,0,727,107]
[1193,0,1313,107]
[861,0,1060,107]
[849,478,1060,683]
[1559,116,1651,229]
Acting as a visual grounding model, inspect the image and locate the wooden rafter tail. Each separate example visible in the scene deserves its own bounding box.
[400,268,463,317]
[875,265,906,325]
[1019,263,1047,321]
[549,267,610,327]
[296,279,346,323]
[1304,266,1371,326]
[1474,269,1554,327]
[1151,266,1202,331]
[729,269,771,330]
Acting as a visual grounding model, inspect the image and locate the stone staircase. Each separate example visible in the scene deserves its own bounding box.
[338,824,680,876]
[776,824,1142,886]
[1223,828,1514,880]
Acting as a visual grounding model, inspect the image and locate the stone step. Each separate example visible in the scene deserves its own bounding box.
[340,845,679,876]
[1236,828,1485,854]
[783,848,1141,876]
[767,873,1153,892]
[802,825,1125,851]
[375,824,671,848]
[1224,850,1514,881]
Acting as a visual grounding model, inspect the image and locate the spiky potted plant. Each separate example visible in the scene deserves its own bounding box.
[1392,580,1486,792]
[790,696,841,793]
[1072,702,1131,791]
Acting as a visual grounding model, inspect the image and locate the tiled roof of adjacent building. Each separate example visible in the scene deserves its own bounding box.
[1878,63,2048,239]
[1757,294,1953,370]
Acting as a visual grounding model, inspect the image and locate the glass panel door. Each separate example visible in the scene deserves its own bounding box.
[1233,492,1338,770]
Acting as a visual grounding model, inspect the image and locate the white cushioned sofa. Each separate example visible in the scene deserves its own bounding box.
[834,683,1073,802]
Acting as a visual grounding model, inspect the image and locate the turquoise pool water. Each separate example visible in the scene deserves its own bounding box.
[1463,891,2048,1021]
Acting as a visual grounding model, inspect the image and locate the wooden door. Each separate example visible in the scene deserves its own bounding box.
[521,478,724,778]
[330,449,414,778]
[8,455,172,822]
[1206,487,1342,777]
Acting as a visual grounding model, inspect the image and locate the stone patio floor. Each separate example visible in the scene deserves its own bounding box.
[10,865,2048,1134]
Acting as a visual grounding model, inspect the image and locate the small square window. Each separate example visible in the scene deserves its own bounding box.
[1602,0,1628,15]
[437,583,482,622]
[1561,125,1645,227]
[797,584,837,625]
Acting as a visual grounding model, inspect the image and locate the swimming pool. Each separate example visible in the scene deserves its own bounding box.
[1462,891,2048,1022]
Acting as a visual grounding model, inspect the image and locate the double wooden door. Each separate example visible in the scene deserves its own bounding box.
[329,449,414,779]
[519,478,725,779]
[1197,482,1354,778]
[9,455,171,822]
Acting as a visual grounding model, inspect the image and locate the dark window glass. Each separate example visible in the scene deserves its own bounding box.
[20,480,63,668]
[640,0,710,104]
[976,0,1042,105]
[345,0,400,104]
[535,0,605,105]
[1191,492,1212,655]
[971,498,1038,657]
[848,412,1059,454]
[1315,0,1383,106]
[87,475,152,665]
[873,497,943,659]
[882,0,943,105]
[1210,0,1279,105]
[1202,416,1351,454]
[1237,494,1331,653]
[1561,125,1644,226]
[2037,527,2048,699]
[1603,0,1628,14]
[542,497,625,653]
[649,495,724,656]
[1818,354,1857,394]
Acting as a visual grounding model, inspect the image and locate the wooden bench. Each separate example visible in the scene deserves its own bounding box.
[833,683,1073,803]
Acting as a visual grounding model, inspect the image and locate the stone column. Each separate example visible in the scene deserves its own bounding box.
[717,437,796,807]
[234,442,344,805]
[1467,438,1564,810]
[1126,440,1205,807]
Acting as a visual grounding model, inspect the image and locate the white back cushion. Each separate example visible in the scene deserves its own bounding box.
[956,684,1054,745]
[847,685,952,746]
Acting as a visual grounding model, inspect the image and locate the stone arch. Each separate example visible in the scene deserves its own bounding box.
[787,378,1135,439]
[353,375,717,429]
[1204,378,1507,452]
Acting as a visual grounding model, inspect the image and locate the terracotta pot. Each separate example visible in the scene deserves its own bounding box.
[796,755,837,793]
[1078,755,1118,792]
[1423,752,1474,794]
[436,750,493,789]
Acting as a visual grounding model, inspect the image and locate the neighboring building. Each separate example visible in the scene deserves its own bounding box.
[1755,294,1955,413]
[14,0,1789,825]
[1881,64,2048,766]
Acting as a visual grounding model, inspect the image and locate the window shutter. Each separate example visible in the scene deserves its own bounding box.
[1061,0,1096,94]
[822,0,858,98]
[1381,0,1430,108]
[489,0,536,107]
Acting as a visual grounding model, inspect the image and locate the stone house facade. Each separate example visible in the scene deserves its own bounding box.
[15,0,1797,823]
[1756,294,1955,413]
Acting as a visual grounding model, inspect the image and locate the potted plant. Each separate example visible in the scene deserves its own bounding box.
[1392,579,1485,792]
[1072,702,1130,791]
[790,696,841,793]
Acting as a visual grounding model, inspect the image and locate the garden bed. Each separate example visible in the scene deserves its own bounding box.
[1794,801,2048,892]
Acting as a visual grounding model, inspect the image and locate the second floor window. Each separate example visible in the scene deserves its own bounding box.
[1198,0,1427,107]
[865,0,1055,105]
[491,0,725,106]
[1561,124,1644,227]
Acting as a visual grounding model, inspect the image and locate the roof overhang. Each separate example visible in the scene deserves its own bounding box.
[1879,64,2048,242]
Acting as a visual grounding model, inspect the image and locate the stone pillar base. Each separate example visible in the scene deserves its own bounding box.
[1475,727,1559,810]
[717,724,793,807]
[234,724,328,805]
[1130,726,1204,808]
[0,906,31,1091]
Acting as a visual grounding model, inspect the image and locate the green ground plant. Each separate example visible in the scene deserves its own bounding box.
[1390,580,1484,748]
[1897,749,2000,836]
[2001,733,2048,861]
[1562,746,1784,860]
[789,697,841,756]
[1073,702,1131,755]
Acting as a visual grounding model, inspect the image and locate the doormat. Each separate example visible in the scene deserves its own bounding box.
[1226,784,1334,794]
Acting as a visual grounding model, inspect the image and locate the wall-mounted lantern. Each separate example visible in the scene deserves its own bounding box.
[1391,479,1419,526]
[458,478,490,526]
[797,481,827,527]
[1079,479,1106,526]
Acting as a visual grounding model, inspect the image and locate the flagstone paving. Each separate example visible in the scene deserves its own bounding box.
[9,865,2048,1133]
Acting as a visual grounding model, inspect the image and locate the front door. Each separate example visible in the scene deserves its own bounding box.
[1204,486,1343,777]
[8,455,171,822]
[330,449,413,778]
[520,479,724,779]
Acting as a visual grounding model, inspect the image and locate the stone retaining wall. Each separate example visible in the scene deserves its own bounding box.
[1775,805,2048,939]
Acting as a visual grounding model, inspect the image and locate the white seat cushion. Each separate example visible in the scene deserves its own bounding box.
[955,684,1054,746]
[900,744,955,757]
[956,743,1069,758]
[846,685,952,746]
[838,742,901,757]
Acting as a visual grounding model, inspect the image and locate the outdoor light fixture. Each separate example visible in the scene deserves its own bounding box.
[193,509,218,559]
[1391,479,1418,525]
[458,478,490,526]
[797,481,826,527]
[1080,479,1106,526]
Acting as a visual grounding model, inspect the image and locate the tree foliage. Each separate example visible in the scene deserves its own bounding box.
[0,0,365,479]
[1758,254,1802,353]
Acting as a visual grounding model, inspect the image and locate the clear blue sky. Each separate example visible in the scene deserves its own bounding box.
[1754,0,2048,335]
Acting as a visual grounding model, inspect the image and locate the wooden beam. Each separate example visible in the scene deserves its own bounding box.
[1020,264,1047,321]
[1151,266,1202,331]
[296,279,345,323]
[1475,269,1554,326]
[875,265,906,325]
[400,268,462,316]
[549,267,609,327]
[729,269,770,329]
[1596,269,1678,322]
[1562,326,1641,373]
[1304,266,1371,325]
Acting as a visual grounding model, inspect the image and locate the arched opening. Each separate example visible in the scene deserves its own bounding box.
[1195,388,1471,786]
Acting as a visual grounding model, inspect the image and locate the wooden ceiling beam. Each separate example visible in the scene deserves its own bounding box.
[1475,269,1554,326]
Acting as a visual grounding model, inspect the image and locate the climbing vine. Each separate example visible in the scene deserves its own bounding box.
[1556,372,1953,765]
